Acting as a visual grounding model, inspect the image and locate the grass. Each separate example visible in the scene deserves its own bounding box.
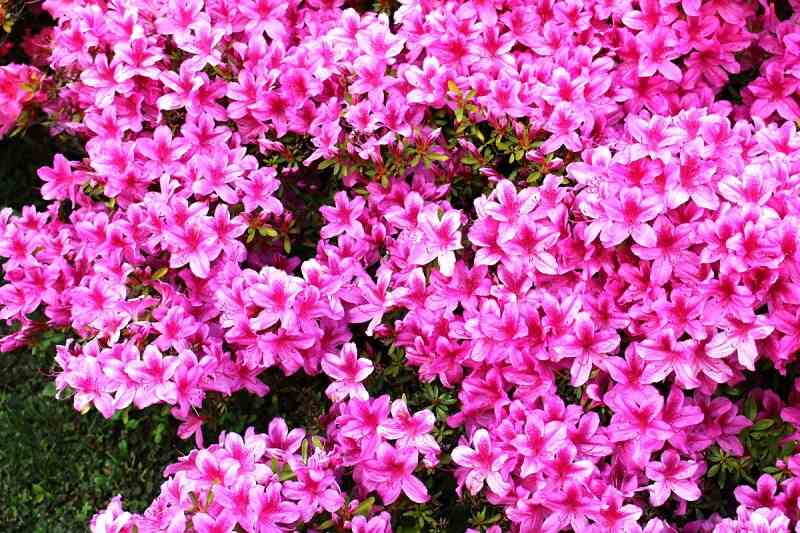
[0,339,191,532]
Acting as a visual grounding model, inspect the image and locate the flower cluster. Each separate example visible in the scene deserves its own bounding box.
[91,406,437,533]
[0,63,43,135]
[4,0,800,530]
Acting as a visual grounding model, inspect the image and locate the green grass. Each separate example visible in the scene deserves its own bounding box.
[0,339,192,532]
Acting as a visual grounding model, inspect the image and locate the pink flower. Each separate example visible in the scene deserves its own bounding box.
[249,267,303,331]
[553,312,620,386]
[349,270,392,336]
[240,168,283,215]
[125,345,179,408]
[627,115,684,163]
[176,19,225,72]
[637,27,682,82]
[645,450,701,506]
[351,513,391,533]
[706,316,774,371]
[589,487,643,532]
[136,126,190,175]
[593,187,662,247]
[240,0,287,40]
[410,210,462,276]
[734,474,778,509]
[749,63,800,120]
[498,217,560,275]
[350,56,394,104]
[541,102,583,153]
[542,481,601,532]
[637,329,701,389]
[321,342,374,401]
[192,511,236,533]
[451,429,512,496]
[609,388,673,452]
[38,154,81,203]
[484,180,541,222]
[167,221,222,278]
[379,399,439,464]
[320,192,366,239]
[356,24,405,62]
[248,483,300,532]
[113,38,164,80]
[363,443,429,504]
[191,152,241,204]
[631,216,694,285]
[405,57,448,106]
[284,456,344,519]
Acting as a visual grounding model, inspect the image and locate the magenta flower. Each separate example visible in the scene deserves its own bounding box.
[284,455,344,520]
[153,307,198,352]
[627,115,684,163]
[734,474,778,509]
[356,24,405,62]
[706,316,774,371]
[320,192,366,239]
[379,399,439,463]
[124,345,179,408]
[363,443,429,504]
[593,187,662,247]
[410,210,462,276]
[166,214,222,279]
[541,102,583,153]
[637,27,682,81]
[451,429,512,496]
[349,270,392,336]
[38,154,80,203]
[609,389,673,451]
[249,267,303,331]
[239,168,283,215]
[351,513,391,533]
[645,450,701,506]
[542,481,601,532]
[248,483,300,533]
[749,63,800,120]
[321,342,374,401]
[553,312,620,386]
[191,511,236,533]
[589,487,643,532]
[405,57,449,106]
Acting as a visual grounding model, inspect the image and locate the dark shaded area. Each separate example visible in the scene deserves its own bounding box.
[0,124,62,210]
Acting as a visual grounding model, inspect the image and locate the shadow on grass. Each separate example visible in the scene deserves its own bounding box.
[0,345,191,532]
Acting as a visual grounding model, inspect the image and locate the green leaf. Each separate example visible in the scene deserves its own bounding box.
[781,441,797,457]
[152,267,169,280]
[40,382,57,399]
[743,397,757,421]
[753,419,775,431]
[258,226,278,238]
[354,496,375,516]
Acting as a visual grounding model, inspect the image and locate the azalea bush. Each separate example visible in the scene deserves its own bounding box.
[6,0,800,531]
